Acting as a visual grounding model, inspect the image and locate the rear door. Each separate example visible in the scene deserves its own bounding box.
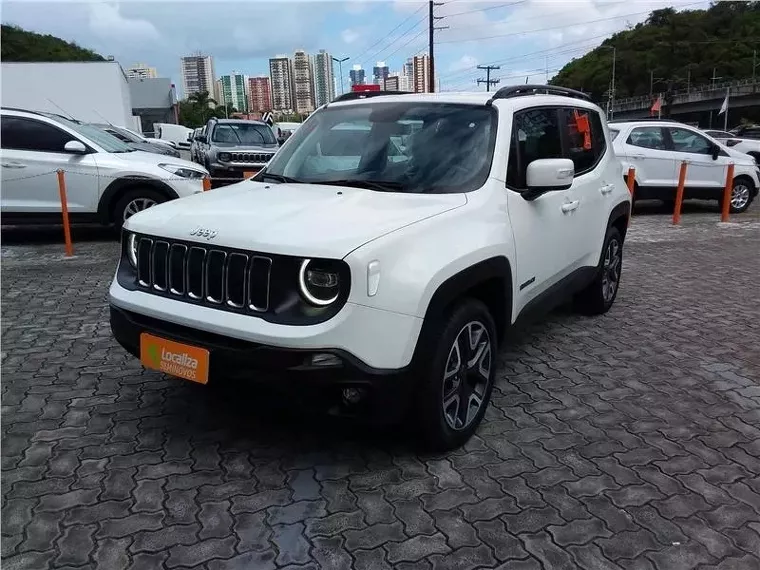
[624,126,676,188]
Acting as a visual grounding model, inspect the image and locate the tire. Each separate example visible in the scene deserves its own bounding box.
[574,226,623,316]
[112,188,167,231]
[414,298,498,451]
[719,176,755,214]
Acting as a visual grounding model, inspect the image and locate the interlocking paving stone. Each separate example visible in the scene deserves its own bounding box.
[2,209,760,568]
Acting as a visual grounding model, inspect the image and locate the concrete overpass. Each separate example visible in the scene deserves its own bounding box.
[605,79,760,127]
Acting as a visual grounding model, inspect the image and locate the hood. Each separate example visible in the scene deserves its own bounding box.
[124,181,467,258]
[117,151,203,170]
[725,146,758,164]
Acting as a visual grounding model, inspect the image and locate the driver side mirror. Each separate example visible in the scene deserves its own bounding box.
[711,143,721,160]
[64,140,88,154]
[523,158,575,201]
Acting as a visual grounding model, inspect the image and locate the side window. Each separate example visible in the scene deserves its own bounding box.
[560,107,606,175]
[1,116,75,152]
[506,107,561,189]
[626,127,667,150]
[668,127,712,155]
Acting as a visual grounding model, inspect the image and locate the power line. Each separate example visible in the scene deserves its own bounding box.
[351,3,426,65]
[442,1,527,19]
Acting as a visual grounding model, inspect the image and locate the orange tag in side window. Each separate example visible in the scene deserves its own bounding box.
[573,110,592,150]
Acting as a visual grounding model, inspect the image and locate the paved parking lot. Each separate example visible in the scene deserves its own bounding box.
[2,203,760,570]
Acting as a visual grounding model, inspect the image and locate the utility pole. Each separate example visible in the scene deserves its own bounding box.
[610,47,616,120]
[753,50,758,83]
[429,1,447,93]
[711,68,722,89]
[477,65,501,91]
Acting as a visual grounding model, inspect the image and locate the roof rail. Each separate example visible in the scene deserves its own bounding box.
[1,106,44,115]
[607,117,684,124]
[332,90,409,103]
[488,84,592,104]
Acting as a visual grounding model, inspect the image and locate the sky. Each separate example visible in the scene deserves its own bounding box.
[1,0,711,97]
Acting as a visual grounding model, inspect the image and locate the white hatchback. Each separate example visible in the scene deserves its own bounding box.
[1,108,208,228]
[610,119,759,213]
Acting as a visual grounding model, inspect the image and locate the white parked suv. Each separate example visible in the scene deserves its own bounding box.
[1,108,208,228]
[704,128,760,163]
[609,119,759,213]
[109,86,631,449]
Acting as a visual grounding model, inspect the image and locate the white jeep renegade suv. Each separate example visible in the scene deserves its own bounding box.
[109,86,631,449]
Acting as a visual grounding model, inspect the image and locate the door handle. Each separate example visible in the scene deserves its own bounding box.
[631,154,645,159]
[561,200,580,213]
[1,162,27,169]
[600,184,614,195]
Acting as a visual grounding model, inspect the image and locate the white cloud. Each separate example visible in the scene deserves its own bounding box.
[88,3,159,43]
[449,55,479,73]
[341,28,360,44]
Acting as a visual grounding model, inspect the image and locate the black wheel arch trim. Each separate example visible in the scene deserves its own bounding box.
[411,256,512,368]
[97,176,180,224]
[607,200,631,241]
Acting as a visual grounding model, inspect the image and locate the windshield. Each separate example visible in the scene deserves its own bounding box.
[212,123,277,145]
[263,102,497,194]
[56,118,134,153]
[104,126,142,143]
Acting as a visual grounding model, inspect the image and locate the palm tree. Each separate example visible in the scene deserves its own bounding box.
[187,90,216,108]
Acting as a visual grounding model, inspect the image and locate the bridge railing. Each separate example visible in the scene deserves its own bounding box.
[609,78,759,112]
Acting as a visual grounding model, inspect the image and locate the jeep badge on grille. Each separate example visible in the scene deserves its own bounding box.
[190,227,218,240]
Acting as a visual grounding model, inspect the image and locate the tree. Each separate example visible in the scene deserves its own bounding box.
[550,2,760,101]
[178,91,235,127]
[1,24,105,62]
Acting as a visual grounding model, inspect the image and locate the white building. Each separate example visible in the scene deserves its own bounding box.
[269,56,294,113]
[293,50,315,115]
[1,61,139,129]
[125,63,157,79]
[181,54,215,98]
[313,50,335,107]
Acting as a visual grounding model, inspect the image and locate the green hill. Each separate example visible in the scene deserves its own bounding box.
[1,24,104,62]
[550,2,760,100]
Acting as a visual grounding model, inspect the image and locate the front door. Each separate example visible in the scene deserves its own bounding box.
[666,126,724,189]
[0,116,101,214]
[623,126,677,188]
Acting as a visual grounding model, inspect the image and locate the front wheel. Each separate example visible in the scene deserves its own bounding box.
[574,226,623,316]
[720,177,754,214]
[414,299,497,451]
[112,188,166,230]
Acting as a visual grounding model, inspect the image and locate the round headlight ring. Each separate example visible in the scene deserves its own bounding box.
[298,259,340,306]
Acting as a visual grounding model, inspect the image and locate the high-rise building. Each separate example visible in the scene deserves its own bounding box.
[180,54,215,98]
[126,63,157,79]
[384,76,400,91]
[248,76,272,113]
[269,56,294,112]
[221,72,248,112]
[213,79,223,106]
[413,55,431,93]
[373,61,389,86]
[349,65,365,87]
[292,50,316,115]
[313,50,336,107]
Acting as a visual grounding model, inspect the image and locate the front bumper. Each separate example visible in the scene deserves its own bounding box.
[209,163,267,185]
[110,305,416,422]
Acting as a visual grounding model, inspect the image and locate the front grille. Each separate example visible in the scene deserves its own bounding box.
[229,152,273,164]
[135,237,272,313]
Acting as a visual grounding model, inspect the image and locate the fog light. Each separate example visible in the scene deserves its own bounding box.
[309,353,342,367]
[342,387,365,405]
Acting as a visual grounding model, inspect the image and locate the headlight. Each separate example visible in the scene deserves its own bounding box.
[126,232,138,268]
[299,259,341,306]
[159,164,206,179]
[218,152,231,162]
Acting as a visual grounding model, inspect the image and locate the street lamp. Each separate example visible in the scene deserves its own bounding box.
[332,56,349,95]
[599,46,616,119]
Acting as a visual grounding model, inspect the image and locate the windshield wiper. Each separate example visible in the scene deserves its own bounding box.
[316,179,405,192]
[259,172,302,184]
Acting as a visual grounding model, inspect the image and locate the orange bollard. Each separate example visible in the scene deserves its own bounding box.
[672,161,687,225]
[626,167,635,198]
[721,163,735,222]
[56,170,74,257]
[203,176,211,192]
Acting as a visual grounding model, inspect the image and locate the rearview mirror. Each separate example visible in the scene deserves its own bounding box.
[64,140,88,154]
[711,143,720,160]
[523,158,575,200]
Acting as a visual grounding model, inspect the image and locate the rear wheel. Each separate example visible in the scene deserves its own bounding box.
[415,299,497,451]
[112,188,166,230]
[574,226,623,316]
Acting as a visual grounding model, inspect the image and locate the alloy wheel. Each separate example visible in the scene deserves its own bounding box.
[441,321,492,431]
[731,184,750,211]
[123,197,158,221]
[601,238,621,303]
